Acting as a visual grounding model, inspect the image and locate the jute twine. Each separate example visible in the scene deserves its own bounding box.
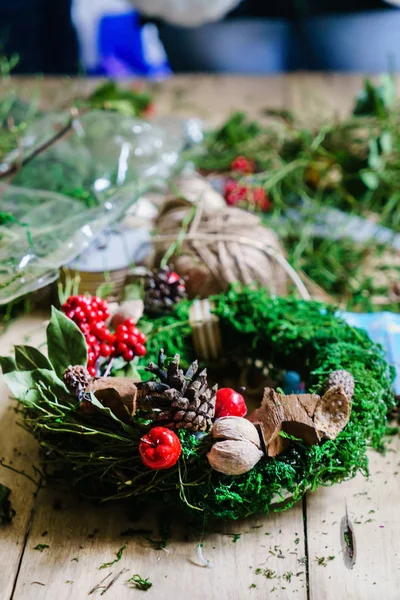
[153,195,310,301]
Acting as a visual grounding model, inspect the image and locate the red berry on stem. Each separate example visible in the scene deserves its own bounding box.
[123,349,134,362]
[107,333,117,345]
[79,323,90,336]
[86,334,97,346]
[87,366,96,377]
[215,388,247,418]
[135,343,146,357]
[124,318,136,328]
[116,324,128,334]
[137,332,146,344]
[117,330,129,343]
[127,334,138,347]
[117,342,128,355]
[231,155,255,174]
[100,343,112,358]
[139,426,181,470]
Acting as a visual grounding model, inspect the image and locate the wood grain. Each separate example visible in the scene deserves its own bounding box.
[12,488,307,600]
[0,74,399,599]
[306,436,400,600]
[0,314,47,598]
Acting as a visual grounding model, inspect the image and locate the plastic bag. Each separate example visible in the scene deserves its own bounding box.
[0,110,195,304]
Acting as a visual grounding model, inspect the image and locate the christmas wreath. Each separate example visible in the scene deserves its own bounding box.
[1,285,395,521]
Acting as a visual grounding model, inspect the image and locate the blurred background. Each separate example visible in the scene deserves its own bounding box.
[1,0,400,76]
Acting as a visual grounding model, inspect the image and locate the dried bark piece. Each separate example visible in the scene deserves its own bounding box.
[249,388,320,457]
[298,393,321,418]
[314,385,350,440]
[88,377,138,422]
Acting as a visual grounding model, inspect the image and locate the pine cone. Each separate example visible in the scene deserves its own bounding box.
[63,365,92,398]
[137,350,217,432]
[325,370,354,400]
[144,267,186,315]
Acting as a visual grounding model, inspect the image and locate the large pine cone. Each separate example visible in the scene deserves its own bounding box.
[144,267,186,315]
[137,350,217,432]
[63,365,91,398]
[325,370,355,401]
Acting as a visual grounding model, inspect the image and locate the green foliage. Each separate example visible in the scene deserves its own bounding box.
[99,545,126,569]
[1,288,394,521]
[126,574,153,591]
[84,81,152,117]
[46,307,87,377]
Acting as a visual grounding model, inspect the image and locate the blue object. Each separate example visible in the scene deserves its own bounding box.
[341,312,400,394]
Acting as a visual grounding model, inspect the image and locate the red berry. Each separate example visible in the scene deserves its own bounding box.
[250,187,270,211]
[87,366,96,377]
[95,309,104,320]
[124,318,136,328]
[123,349,134,362]
[98,327,111,341]
[129,326,139,337]
[116,342,128,355]
[90,321,105,335]
[116,323,128,334]
[116,330,129,343]
[127,334,138,347]
[135,343,146,357]
[215,388,247,418]
[139,427,181,470]
[107,333,117,345]
[79,323,90,336]
[75,308,86,322]
[91,343,100,356]
[86,309,98,322]
[100,343,112,357]
[231,155,255,174]
[65,309,75,320]
[88,351,96,364]
[137,332,146,344]
[86,334,97,346]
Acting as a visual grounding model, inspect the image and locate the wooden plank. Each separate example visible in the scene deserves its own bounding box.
[0,314,48,599]
[306,436,400,600]
[12,487,307,600]
[3,75,286,125]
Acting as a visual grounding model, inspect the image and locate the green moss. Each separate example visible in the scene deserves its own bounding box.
[9,286,395,521]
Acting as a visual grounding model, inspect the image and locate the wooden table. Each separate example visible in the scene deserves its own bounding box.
[1,76,399,600]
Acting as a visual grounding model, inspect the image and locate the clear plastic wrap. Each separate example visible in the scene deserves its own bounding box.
[0,110,195,304]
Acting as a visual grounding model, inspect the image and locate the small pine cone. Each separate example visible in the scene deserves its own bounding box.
[325,370,355,400]
[63,365,92,398]
[170,376,217,433]
[144,267,186,315]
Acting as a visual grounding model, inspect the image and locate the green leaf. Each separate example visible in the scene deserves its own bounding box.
[96,281,115,299]
[360,170,380,190]
[31,369,70,397]
[46,307,87,378]
[3,371,35,400]
[0,356,17,374]
[14,345,52,371]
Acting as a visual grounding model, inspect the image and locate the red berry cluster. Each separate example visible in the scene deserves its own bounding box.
[224,180,271,212]
[231,155,255,174]
[62,295,146,376]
